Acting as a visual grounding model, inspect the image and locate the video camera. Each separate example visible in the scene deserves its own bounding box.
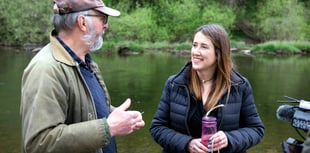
[277,96,310,131]
[276,96,310,153]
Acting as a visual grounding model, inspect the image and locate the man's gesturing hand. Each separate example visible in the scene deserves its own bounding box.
[107,98,145,137]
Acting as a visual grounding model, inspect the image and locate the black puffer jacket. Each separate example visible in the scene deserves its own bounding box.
[150,62,264,153]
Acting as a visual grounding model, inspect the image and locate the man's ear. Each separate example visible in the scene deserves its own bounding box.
[77,15,87,32]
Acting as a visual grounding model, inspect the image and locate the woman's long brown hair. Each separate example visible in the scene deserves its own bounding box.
[189,24,233,111]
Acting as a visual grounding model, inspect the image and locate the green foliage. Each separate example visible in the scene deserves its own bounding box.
[142,41,174,50]
[0,0,308,47]
[230,40,252,49]
[100,40,193,53]
[127,42,144,52]
[175,42,191,51]
[151,0,236,42]
[101,41,117,52]
[104,0,149,12]
[252,41,310,54]
[255,0,309,41]
[0,0,52,45]
[200,2,236,33]
[160,0,201,42]
[103,40,145,52]
[106,7,165,42]
[107,0,236,43]
[294,41,310,52]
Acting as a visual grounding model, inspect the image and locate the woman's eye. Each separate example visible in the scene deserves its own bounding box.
[202,45,209,49]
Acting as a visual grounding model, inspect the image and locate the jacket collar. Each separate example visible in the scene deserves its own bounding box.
[231,69,244,86]
[172,61,191,85]
[50,30,76,66]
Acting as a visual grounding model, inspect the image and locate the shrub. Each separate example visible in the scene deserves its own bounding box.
[200,2,236,33]
[0,0,52,45]
[255,0,309,41]
[150,0,236,42]
[162,0,201,42]
[251,41,310,54]
[106,7,161,42]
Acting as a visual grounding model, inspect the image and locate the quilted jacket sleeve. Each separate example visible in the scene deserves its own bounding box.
[150,77,192,153]
[221,78,265,153]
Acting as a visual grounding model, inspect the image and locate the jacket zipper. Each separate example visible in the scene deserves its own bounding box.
[180,83,192,136]
[75,62,98,119]
[75,62,103,153]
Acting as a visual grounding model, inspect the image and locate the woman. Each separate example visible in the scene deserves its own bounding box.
[150,24,264,153]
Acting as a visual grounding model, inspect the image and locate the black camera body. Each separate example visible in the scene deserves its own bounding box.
[276,96,310,153]
[277,96,310,131]
[292,108,310,131]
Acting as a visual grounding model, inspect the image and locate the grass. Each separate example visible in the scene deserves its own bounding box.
[100,39,310,56]
[101,40,192,53]
[251,41,310,55]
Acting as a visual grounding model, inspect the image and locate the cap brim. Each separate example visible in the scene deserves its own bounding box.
[95,7,120,16]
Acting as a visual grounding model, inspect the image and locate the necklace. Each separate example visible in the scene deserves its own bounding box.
[201,78,213,83]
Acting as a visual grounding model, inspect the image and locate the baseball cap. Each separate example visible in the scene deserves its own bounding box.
[53,0,120,16]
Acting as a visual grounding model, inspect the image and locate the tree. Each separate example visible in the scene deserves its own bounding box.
[256,0,309,41]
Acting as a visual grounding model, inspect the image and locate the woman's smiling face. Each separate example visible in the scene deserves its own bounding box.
[191,31,217,71]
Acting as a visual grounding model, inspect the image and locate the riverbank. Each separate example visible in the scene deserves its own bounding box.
[1,40,309,56]
[104,40,310,56]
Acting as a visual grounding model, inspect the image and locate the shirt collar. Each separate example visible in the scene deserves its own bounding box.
[55,36,92,66]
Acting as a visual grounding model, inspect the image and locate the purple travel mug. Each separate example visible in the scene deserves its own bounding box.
[201,116,217,146]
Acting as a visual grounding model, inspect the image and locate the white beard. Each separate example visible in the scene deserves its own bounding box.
[89,33,104,52]
[82,25,104,52]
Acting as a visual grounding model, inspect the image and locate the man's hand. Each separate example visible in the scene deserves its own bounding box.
[107,98,145,137]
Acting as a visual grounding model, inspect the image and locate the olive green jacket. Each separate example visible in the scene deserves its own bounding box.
[20,32,113,153]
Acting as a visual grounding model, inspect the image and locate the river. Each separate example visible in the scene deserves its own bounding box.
[0,47,309,153]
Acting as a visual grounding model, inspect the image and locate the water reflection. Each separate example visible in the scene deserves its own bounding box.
[0,48,309,153]
[233,54,310,153]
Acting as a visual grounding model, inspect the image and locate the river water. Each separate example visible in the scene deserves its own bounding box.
[0,47,309,153]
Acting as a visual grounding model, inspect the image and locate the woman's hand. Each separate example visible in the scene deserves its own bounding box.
[208,131,228,151]
[188,138,208,153]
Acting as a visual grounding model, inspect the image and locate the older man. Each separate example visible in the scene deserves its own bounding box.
[20,0,145,153]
